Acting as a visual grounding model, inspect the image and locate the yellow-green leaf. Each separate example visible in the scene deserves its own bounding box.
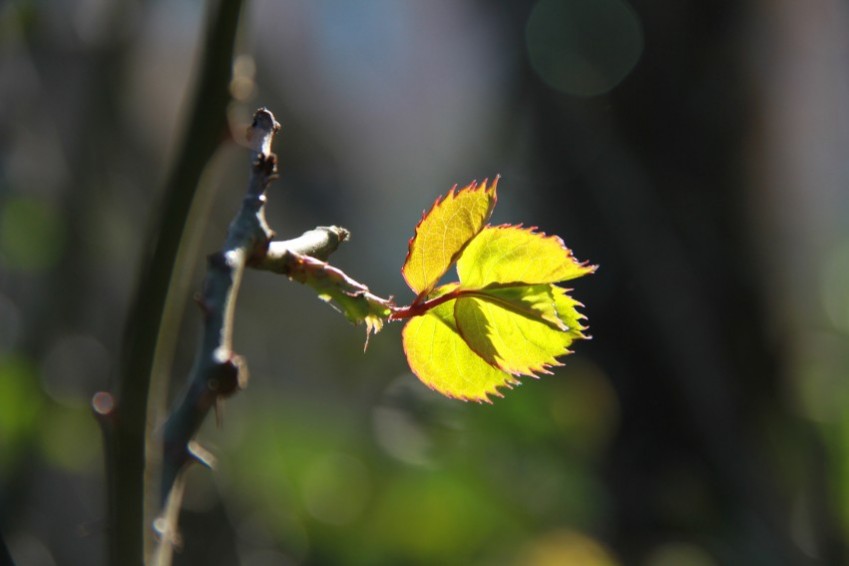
[402,293,518,402]
[454,294,570,377]
[397,178,595,402]
[551,285,590,340]
[402,179,498,298]
[467,284,567,330]
[455,284,589,376]
[457,225,594,289]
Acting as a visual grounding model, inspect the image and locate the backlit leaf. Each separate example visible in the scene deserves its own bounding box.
[402,179,497,299]
[457,225,594,289]
[454,286,587,377]
[398,179,595,402]
[466,284,567,330]
[550,285,590,341]
[454,296,563,376]
[402,289,518,402]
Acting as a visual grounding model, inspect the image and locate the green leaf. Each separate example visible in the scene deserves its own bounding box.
[457,225,594,288]
[550,285,590,341]
[283,252,392,338]
[466,284,568,330]
[402,179,497,299]
[402,291,519,402]
[398,182,595,402]
[454,285,587,377]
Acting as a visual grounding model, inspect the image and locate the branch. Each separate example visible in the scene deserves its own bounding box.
[255,248,393,340]
[267,226,350,261]
[98,0,245,564]
[158,108,279,507]
[153,109,360,560]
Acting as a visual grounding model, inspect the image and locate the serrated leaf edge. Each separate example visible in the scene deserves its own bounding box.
[456,223,597,287]
[454,282,592,376]
[453,298,565,378]
[401,177,498,301]
[400,303,522,404]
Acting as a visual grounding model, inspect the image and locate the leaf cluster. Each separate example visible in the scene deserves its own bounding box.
[281,178,594,402]
[396,179,595,402]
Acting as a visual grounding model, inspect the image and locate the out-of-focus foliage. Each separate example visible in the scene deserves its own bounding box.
[1,0,848,564]
[216,376,617,565]
[0,197,64,272]
[0,355,43,470]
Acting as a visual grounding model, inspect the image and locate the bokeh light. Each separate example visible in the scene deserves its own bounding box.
[300,452,370,526]
[525,0,643,96]
[40,334,111,408]
[514,528,620,566]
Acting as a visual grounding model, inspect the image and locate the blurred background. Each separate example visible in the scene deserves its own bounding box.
[2,0,849,564]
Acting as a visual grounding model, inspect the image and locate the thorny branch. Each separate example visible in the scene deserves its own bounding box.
[91,0,246,562]
[152,108,361,561]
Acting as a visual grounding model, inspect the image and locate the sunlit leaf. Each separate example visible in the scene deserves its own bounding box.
[402,289,518,402]
[457,225,594,288]
[402,179,497,299]
[398,179,595,402]
[550,285,590,341]
[454,285,587,377]
[466,284,568,330]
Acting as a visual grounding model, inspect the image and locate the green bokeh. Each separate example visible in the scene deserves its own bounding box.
[38,404,102,472]
[0,197,64,271]
[0,354,44,472]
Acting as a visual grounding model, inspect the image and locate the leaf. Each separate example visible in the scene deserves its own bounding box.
[466,284,568,330]
[402,178,497,299]
[402,290,519,402]
[457,225,594,288]
[397,182,595,402]
[454,285,587,377]
[550,285,590,341]
[282,252,392,338]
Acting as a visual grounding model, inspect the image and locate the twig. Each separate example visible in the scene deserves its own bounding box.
[265,226,350,261]
[256,249,393,341]
[150,464,187,566]
[153,109,358,562]
[158,108,279,509]
[98,0,245,564]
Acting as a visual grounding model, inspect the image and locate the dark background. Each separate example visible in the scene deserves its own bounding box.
[1,0,848,564]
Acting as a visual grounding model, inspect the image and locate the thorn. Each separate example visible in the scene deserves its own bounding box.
[152,516,183,548]
[208,355,247,399]
[234,355,250,390]
[187,441,216,469]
